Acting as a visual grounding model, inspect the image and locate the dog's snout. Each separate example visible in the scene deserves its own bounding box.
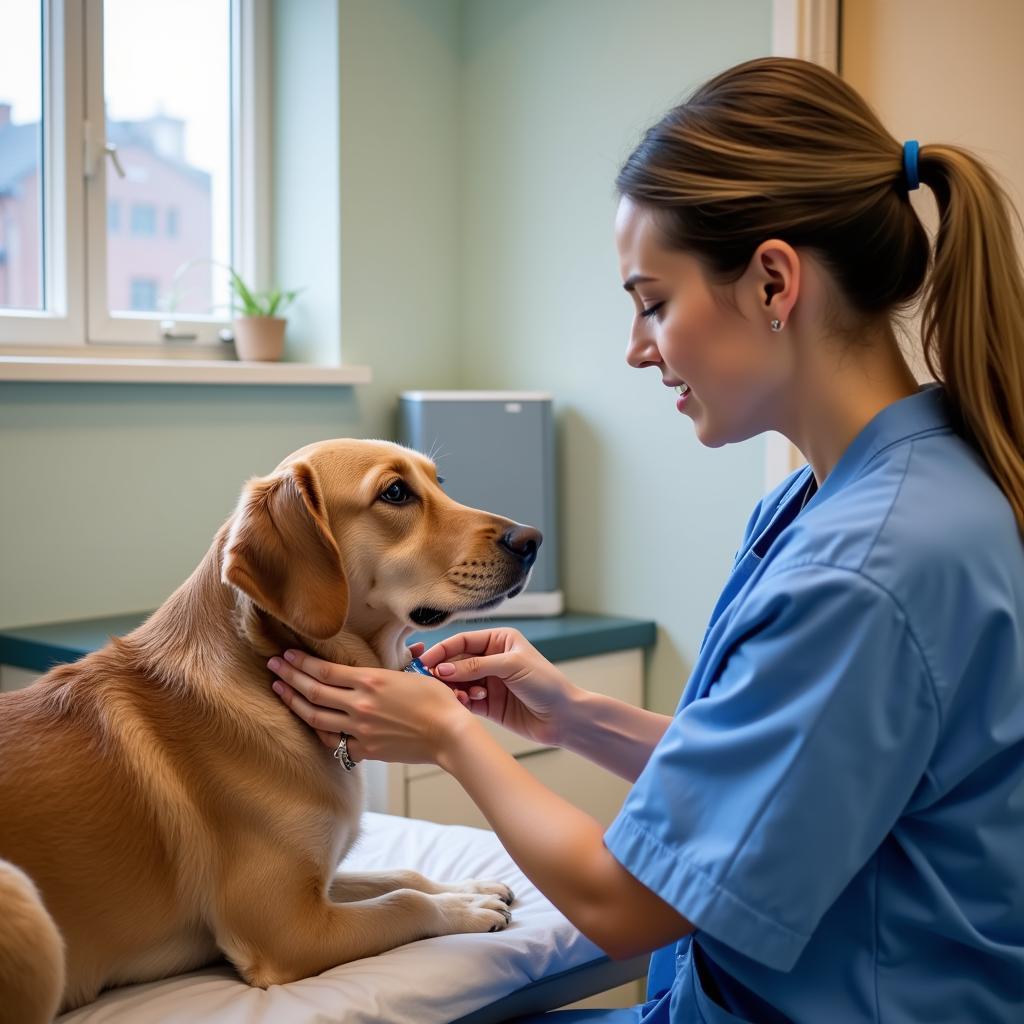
[499,525,542,569]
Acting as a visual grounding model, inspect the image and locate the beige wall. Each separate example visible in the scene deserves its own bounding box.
[842,0,1024,333]
[843,0,1024,204]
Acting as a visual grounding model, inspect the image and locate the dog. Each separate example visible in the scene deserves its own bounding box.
[0,438,542,1022]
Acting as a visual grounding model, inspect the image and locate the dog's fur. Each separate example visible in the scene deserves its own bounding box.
[0,439,540,1022]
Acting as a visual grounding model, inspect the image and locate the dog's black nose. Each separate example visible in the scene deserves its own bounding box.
[500,525,542,569]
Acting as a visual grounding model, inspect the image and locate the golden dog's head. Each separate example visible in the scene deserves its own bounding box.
[221,439,541,641]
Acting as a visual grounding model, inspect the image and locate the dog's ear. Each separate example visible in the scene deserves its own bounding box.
[222,461,349,639]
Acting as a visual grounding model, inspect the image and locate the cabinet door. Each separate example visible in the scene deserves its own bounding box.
[0,665,41,692]
[407,746,634,830]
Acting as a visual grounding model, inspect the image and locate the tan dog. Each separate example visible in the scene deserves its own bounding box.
[0,439,542,1023]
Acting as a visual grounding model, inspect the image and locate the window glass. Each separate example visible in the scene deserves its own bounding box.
[129,277,159,311]
[130,203,157,237]
[103,0,231,317]
[0,0,44,312]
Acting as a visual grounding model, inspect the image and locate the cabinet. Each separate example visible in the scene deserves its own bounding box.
[0,664,40,692]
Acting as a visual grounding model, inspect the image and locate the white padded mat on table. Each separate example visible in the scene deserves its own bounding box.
[57,811,603,1024]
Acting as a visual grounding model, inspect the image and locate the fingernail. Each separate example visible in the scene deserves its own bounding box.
[272,681,284,695]
[283,650,297,663]
[268,657,281,670]
[471,687,486,700]
[436,663,455,677]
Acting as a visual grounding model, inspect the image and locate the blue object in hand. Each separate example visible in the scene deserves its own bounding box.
[403,656,433,677]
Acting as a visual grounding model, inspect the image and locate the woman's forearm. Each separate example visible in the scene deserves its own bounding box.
[436,716,692,959]
[558,687,672,782]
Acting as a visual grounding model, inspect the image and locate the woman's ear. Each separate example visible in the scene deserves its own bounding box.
[747,239,800,328]
[222,461,349,639]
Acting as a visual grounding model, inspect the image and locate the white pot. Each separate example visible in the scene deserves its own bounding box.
[232,317,286,361]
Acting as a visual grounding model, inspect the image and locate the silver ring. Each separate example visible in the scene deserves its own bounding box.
[333,732,356,771]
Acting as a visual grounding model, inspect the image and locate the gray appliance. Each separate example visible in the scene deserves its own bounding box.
[398,390,562,616]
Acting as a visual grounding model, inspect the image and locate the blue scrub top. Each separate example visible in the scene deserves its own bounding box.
[603,385,1024,1023]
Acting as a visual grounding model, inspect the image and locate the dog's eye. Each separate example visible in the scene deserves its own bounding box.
[380,480,414,504]
[437,476,445,486]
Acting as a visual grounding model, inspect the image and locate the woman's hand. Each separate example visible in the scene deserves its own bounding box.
[267,651,473,766]
[417,628,579,747]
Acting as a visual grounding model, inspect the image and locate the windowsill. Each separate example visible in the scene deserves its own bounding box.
[0,353,372,386]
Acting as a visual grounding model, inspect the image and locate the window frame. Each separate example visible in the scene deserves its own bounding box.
[0,0,85,345]
[0,0,270,355]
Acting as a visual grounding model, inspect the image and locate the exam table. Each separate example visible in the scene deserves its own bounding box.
[56,811,648,1024]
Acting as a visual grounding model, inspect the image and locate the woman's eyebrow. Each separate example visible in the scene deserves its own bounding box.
[623,274,657,292]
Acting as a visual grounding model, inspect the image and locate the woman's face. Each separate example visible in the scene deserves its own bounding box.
[615,196,792,447]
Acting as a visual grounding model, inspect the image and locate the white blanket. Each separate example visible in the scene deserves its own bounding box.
[58,812,609,1024]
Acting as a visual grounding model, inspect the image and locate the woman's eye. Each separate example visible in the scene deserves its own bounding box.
[380,480,414,504]
[640,301,666,320]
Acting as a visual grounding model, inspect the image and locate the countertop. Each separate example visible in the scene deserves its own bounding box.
[0,611,657,674]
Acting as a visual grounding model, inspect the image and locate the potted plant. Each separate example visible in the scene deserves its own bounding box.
[227,269,301,362]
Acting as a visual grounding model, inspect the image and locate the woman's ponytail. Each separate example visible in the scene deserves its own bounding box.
[919,145,1024,535]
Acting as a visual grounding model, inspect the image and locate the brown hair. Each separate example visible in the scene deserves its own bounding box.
[616,57,1024,534]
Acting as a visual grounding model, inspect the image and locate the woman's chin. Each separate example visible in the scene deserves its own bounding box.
[691,417,733,449]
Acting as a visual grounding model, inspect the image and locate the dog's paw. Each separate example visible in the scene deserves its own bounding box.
[432,891,513,935]
[446,878,515,906]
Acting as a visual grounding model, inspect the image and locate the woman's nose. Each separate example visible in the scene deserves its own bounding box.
[625,327,661,370]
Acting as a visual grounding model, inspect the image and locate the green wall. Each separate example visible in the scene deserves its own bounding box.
[0,383,365,621]
[1,0,771,713]
[457,0,770,711]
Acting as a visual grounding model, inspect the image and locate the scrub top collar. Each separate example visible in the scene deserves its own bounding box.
[743,385,950,567]
[797,383,950,511]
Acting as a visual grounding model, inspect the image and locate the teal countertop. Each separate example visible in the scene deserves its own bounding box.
[0,611,656,674]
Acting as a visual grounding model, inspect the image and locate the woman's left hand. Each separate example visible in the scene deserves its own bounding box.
[267,649,472,766]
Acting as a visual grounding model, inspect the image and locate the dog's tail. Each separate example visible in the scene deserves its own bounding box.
[0,858,64,1024]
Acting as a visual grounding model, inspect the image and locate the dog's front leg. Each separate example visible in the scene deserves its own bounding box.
[217,876,513,988]
[329,870,514,905]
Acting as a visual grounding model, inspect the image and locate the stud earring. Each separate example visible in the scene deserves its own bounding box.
[770,319,784,332]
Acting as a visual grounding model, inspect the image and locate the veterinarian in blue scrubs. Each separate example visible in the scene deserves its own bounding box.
[269,58,1024,1022]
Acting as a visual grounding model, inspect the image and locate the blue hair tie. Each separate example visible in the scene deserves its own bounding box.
[902,140,920,192]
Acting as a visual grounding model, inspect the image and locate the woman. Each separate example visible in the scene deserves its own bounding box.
[267,58,1024,1022]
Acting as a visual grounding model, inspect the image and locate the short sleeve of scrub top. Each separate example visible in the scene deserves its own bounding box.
[605,560,937,971]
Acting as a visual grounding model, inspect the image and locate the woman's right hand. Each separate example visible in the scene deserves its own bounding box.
[415,628,578,747]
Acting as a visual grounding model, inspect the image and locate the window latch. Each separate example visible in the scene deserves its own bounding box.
[83,120,126,179]
[160,320,198,342]
[104,142,126,179]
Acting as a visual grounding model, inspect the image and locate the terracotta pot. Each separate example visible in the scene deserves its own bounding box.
[232,317,286,361]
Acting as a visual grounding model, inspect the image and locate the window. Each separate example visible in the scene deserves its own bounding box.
[129,203,157,237]
[129,277,159,311]
[0,3,44,313]
[0,0,269,351]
